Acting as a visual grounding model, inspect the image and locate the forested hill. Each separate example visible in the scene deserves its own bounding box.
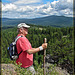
[2,26,74,74]
[2,15,73,27]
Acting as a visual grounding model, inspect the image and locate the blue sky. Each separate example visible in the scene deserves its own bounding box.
[43,0,58,3]
[2,0,11,3]
[2,0,58,3]
[2,0,73,18]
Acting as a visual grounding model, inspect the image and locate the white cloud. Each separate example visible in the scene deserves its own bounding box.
[51,0,73,10]
[16,6,34,13]
[59,8,73,17]
[2,0,73,18]
[2,3,17,12]
[14,0,42,5]
[35,3,52,15]
[50,0,73,17]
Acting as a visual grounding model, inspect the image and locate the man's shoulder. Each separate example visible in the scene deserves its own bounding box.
[17,36,28,42]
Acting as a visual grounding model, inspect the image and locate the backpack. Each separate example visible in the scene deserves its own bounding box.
[8,36,23,60]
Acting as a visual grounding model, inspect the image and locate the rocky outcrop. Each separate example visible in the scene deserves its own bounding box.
[45,54,59,64]
[41,63,70,75]
[1,64,17,75]
[45,54,73,75]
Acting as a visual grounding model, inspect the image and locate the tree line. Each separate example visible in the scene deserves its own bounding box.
[1,25,74,74]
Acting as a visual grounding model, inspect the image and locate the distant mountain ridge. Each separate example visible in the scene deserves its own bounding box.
[2,15,73,27]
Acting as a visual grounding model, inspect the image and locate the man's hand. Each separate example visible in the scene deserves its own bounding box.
[42,43,47,50]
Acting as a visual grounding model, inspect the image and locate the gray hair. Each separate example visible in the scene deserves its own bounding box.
[17,27,23,33]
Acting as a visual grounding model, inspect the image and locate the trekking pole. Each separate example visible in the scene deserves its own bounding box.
[43,38,47,75]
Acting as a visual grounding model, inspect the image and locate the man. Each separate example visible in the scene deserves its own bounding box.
[16,23,47,75]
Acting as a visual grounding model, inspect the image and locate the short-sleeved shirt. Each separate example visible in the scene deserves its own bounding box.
[16,34,33,68]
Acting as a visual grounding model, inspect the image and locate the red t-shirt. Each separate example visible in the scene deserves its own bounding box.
[16,34,33,68]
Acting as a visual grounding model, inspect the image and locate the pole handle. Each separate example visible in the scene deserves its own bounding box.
[44,38,47,43]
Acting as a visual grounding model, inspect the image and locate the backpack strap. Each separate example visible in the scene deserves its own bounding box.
[15,35,23,55]
[15,36,23,43]
[18,50,23,55]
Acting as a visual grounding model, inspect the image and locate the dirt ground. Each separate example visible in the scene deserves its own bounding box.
[1,64,17,75]
[1,64,70,75]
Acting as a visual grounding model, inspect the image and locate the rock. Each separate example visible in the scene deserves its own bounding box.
[1,64,17,75]
[41,63,70,75]
[45,54,58,63]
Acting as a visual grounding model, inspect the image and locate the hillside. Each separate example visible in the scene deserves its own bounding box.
[2,15,73,27]
[2,26,73,74]
[1,63,69,75]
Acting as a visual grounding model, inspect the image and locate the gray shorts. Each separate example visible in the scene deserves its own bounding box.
[26,65,36,75]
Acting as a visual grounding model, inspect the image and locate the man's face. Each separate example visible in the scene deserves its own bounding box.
[22,27,28,35]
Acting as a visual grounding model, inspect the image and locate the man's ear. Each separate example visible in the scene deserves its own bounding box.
[20,28,23,32]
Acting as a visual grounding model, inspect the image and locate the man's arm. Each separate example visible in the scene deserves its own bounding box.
[26,48,40,55]
[26,43,47,55]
